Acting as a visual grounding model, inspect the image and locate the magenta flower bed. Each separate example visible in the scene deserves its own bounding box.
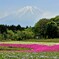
[0,44,59,52]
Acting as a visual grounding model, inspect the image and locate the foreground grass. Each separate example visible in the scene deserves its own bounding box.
[0,52,59,59]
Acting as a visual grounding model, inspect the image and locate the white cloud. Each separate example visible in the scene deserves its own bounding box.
[0,11,14,19]
[41,11,58,18]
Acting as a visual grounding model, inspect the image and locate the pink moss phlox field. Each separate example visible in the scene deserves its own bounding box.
[0,44,59,52]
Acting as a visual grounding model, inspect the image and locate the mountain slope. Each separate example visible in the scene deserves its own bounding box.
[0,6,56,27]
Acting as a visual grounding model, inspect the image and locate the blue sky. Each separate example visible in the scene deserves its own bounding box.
[0,0,59,27]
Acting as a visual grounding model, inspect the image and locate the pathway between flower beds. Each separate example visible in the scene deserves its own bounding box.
[0,44,59,52]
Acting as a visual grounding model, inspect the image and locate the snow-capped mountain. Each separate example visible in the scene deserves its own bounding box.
[0,6,55,27]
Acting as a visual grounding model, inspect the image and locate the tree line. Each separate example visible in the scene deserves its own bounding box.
[34,16,59,39]
[0,25,34,41]
[0,15,59,41]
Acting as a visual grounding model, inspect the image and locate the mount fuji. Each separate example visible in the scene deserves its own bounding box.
[0,6,56,27]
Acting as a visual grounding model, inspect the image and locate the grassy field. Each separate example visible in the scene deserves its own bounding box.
[22,38,59,42]
[0,38,59,45]
[0,39,59,59]
[0,46,30,51]
[0,52,59,59]
[0,41,59,46]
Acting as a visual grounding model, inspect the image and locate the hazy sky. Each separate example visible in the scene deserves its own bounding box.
[0,0,59,27]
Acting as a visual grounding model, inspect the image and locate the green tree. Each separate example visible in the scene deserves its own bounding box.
[23,27,34,39]
[0,34,4,41]
[34,18,49,38]
[46,21,58,38]
[50,16,59,26]
[16,31,24,40]
[7,30,15,40]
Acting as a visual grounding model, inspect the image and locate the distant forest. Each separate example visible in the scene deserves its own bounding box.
[0,15,59,41]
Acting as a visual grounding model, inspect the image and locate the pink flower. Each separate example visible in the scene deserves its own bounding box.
[0,44,59,52]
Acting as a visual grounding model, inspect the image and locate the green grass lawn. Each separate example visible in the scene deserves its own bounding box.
[0,52,59,59]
